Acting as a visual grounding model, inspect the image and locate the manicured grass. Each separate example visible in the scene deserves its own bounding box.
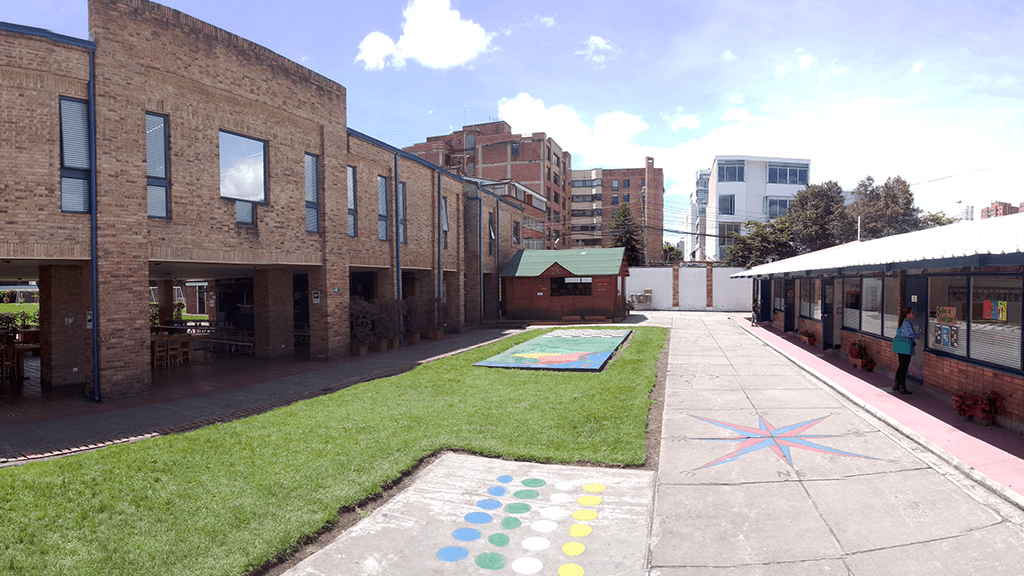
[0,303,38,314]
[0,327,666,576]
[181,314,209,322]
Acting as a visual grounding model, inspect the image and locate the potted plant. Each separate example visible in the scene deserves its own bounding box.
[349,297,378,355]
[799,329,816,346]
[953,393,978,420]
[973,391,1003,425]
[426,297,447,340]
[847,339,875,371]
[374,297,405,349]
[404,297,424,344]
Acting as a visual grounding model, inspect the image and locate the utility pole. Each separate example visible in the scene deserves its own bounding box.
[642,186,649,265]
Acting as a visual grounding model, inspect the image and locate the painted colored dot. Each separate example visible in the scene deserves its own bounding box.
[555,481,574,490]
[505,502,532,514]
[501,516,522,530]
[582,483,606,493]
[569,524,593,538]
[540,507,569,519]
[477,499,502,510]
[522,536,551,551]
[452,528,482,541]
[487,486,507,497]
[436,546,469,562]
[531,519,558,532]
[550,493,575,503]
[577,495,603,506]
[572,509,598,521]
[488,532,511,547]
[511,557,545,574]
[559,563,586,576]
[562,542,586,557]
[465,512,494,524]
[514,489,539,500]
[498,475,513,483]
[522,478,547,488]
[475,552,508,570]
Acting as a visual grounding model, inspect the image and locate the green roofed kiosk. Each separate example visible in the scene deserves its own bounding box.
[500,248,630,322]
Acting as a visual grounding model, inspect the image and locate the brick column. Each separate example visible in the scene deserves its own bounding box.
[38,264,93,387]
[254,268,295,358]
[706,262,714,308]
[672,263,680,308]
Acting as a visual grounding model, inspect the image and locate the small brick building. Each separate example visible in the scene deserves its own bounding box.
[501,248,629,322]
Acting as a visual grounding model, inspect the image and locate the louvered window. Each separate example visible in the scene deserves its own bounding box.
[305,153,319,233]
[146,113,169,218]
[60,98,91,213]
[969,277,1022,370]
[378,175,388,241]
[347,166,357,237]
[398,182,407,243]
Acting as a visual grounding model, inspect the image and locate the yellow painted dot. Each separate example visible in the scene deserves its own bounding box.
[562,542,587,557]
[569,524,593,538]
[559,563,586,576]
[572,509,598,521]
[581,483,606,493]
[577,495,603,506]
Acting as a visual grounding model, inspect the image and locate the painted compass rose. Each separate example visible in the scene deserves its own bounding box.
[693,415,871,468]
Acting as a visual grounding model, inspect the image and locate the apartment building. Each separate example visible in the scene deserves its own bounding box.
[980,201,1023,219]
[685,169,711,260]
[404,121,570,249]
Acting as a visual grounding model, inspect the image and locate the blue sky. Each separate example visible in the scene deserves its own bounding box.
[5,0,1023,242]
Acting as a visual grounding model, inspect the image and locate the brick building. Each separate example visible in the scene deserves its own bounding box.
[404,121,571,249]
[501,248,629,322]
[463,181,526,323]
[0,0,464,399]
[980,201,1023,219]
[569,158,665,261]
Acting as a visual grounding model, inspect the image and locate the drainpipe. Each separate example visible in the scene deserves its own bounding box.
[395,154,401,300]
[467,195,483,324]
[88,48,100,402]
[437,171,443,299]
[494,196,500,320]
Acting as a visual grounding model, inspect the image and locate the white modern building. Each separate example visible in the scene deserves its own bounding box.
[685,169,711,260]
[695,155,810,261]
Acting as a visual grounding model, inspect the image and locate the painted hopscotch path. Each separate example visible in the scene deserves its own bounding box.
[283,453,654,576]
[474,329,632,371]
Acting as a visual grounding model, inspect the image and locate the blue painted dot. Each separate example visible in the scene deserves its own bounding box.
[487,486,507,497]
[464,512,494,524]
[497,475,513,483]
[437,546,469,562]
[452,528,482,542]
[476,499,502,510]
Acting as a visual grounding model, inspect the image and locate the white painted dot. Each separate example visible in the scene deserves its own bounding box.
[521,536,550,551]
[549,493,575,503]
[555,481,574,491]
[531,520,558,533]
[511,557,544,574]
[540,507,570,519]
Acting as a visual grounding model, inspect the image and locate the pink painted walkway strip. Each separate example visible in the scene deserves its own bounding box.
[739,319,1024,506]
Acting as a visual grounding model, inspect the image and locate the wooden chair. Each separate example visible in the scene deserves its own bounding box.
[179,337,193,364]
[166,337,182,366]
[1,345,18,384]
[152,339,169,367]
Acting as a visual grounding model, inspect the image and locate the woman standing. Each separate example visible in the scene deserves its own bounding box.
[892,307,921,394]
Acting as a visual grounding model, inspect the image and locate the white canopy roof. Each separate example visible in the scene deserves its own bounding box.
[732,212,1024,278]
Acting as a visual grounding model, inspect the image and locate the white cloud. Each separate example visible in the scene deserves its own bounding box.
[536,15,555,27]
[356,0,492,70]
[773,49,816,78]
[722,49,737,62]
[722,108,751,122]
[912,60,924,73]
[663,107,701,130]
[220,157,265,201]
[577,36,617,66]
[799,54,815,70]
[728,94,744,104]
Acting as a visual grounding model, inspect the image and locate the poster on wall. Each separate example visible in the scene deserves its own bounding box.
[935,325,959,348]
[935,306,957,325]
[983,300,1008,321]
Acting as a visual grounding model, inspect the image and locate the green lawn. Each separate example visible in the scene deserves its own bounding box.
[0,327,666,576]
[0,303,38,314]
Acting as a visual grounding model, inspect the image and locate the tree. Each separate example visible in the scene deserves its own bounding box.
[608,205,644,266]
[723,219,796,268]
[920,211,960,228]
[783,180,856,252]
[662,243,684,264]
[848,176,922,240]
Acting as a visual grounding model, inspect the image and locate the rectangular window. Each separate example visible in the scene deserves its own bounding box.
[800,280,811,318]
[624,193,630,203]
[718,161,745,182]
[623,179,630,188]
[488,212,495,255]
[236,201,254,225]
[60,97,91,213]
[719,194,735,215]
[554,173,559,185]
[718,222,741,247]
[927,277,967,357]
[883,277,899,336]
[641,178,646,188]
[378,175,388,241]
[612,194,619,206]
[442,196,449,249]
[512,142,519,155]
[347,166,357,236]
[768,163,809,185]
[551,277,592,297]
[861,277,883,335]
[612,180,619,190]
[969,277,1022,369]
[773,279,784,311]
[811,279,822,320]
[146,112,169,218]
[398,182,407,243]
[513,221,520,244]
[843,278,861,330]
[305,153,319,233]
[220,131,266,202]
[765,197,791,219]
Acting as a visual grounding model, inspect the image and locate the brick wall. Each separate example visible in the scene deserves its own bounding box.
[924,353,1024,423]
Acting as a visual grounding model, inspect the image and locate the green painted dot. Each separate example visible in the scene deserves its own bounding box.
[475,552,508,570]
[505,502,531,514]
[514,489,539,499]
[522,478,546,488]
[501,516,522,529]
[488,533,511,547]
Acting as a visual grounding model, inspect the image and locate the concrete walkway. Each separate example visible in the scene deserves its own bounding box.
[646,312,1024,575]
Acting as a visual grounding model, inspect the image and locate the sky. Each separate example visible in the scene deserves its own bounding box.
[5,0,1023,243]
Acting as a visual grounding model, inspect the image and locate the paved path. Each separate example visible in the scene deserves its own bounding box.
[647,313,1024,575]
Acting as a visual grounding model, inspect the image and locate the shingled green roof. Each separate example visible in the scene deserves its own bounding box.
[500,248,627,277]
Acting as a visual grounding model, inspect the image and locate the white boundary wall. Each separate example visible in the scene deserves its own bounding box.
[625,265,752,311]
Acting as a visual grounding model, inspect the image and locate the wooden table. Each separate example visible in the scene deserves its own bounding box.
[7,343,40,381]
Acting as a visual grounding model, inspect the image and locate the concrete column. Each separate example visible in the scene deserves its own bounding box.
[254,268,295,358]
[38,264,93,387]
[157,279,175,325]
